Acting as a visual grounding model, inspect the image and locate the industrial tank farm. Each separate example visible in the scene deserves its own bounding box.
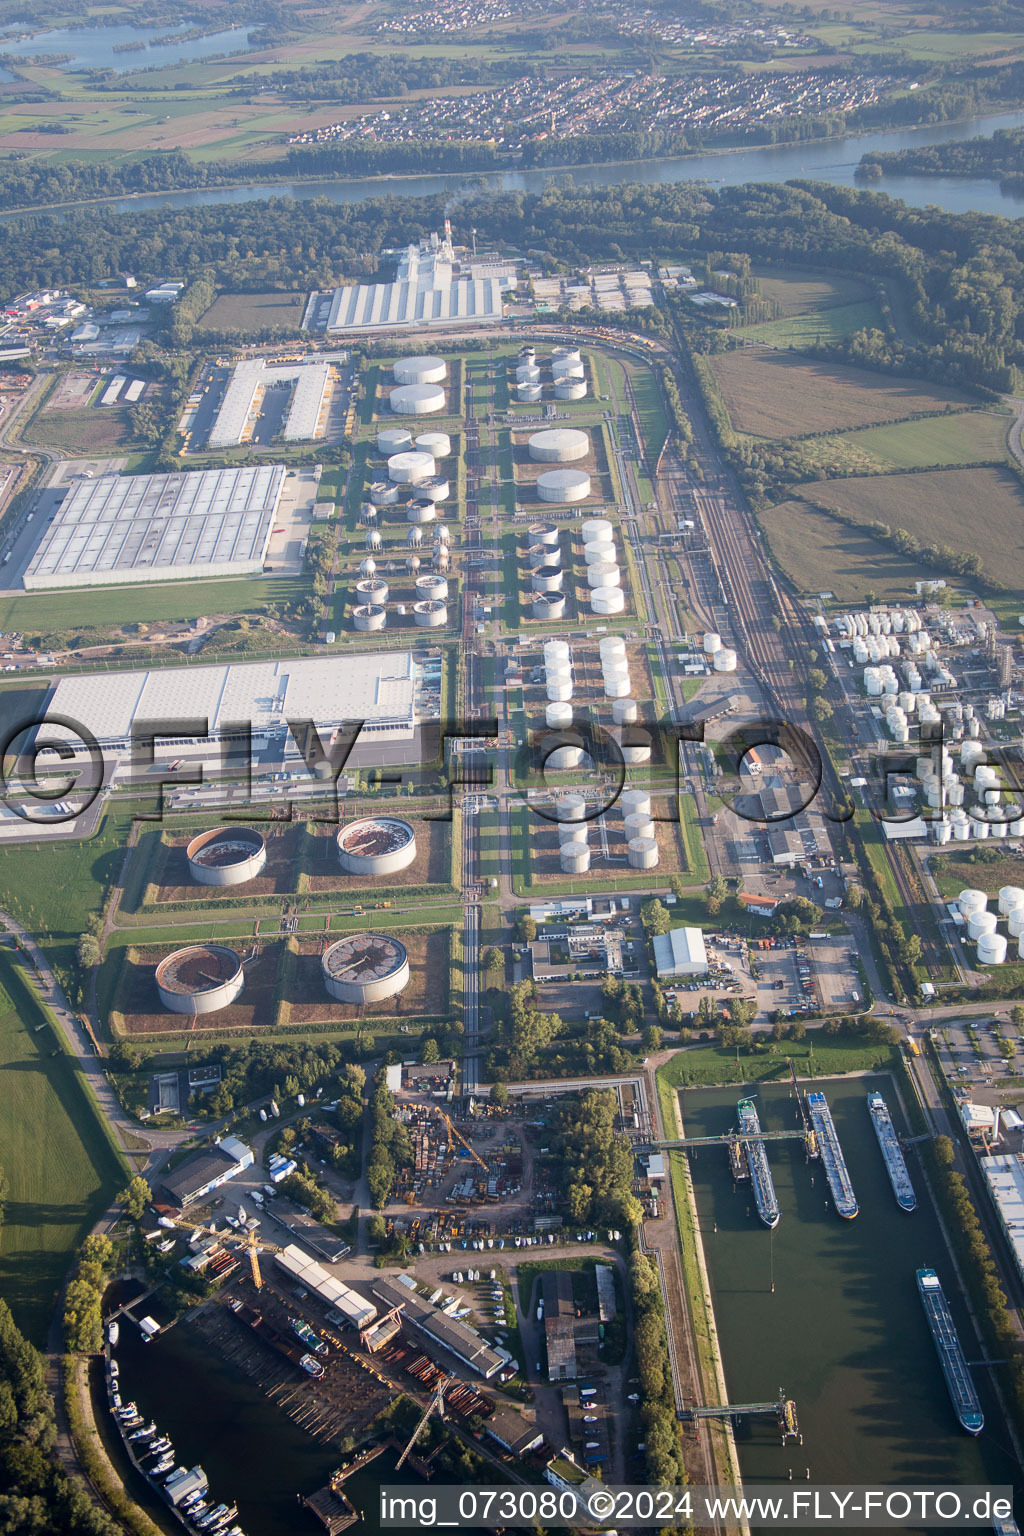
[321,933,410,1004]
[336,816,418,876]
[155,944,245,1014]
[390,383,446,416]
[185,828,267,887]
[528,428,590,464]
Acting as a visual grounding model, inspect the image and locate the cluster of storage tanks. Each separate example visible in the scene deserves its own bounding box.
[702,631,737,673]
[620,784,659,869]
[526,523,566,620]
[910,736,1024,843]
[954,886,1024,966]
[582,518,625,616]
[514,346,587,403]
[529,428,592,504]
[368,428,451,527]
[553,792,592,873]
[357,432,452,630]
[598,637,649,764]
[388,356,448,415]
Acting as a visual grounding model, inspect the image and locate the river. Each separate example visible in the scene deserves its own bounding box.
[22,109,1024,223]
[681,1075,1020,1514]
[0,22,255,74]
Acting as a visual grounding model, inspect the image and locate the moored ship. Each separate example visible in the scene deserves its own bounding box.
[917,1267,983,1434]
[867,1091,916,1212]
[737,1097,780,1229]
[805,1091,858,1218]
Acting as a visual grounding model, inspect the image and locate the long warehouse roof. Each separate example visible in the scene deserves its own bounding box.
[23,464,284,589]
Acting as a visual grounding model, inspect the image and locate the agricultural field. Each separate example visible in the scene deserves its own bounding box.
[197,292,308,332]
[0,573,311,634]
[757,499,939,603]
[736,300,885,350]
[0,948,123,1344]
[797,467,1024,590]
[709,346,980,438]
[751,269,874,318]
[20,403,134,454]
[797,410,1011,474]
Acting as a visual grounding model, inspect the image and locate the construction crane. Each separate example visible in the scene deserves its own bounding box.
[165,1213,273,1290]
[396,1375,452,1469]
[435,1110,488,1173]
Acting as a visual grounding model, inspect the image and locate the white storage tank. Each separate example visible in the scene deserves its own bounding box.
[406,526,424,548]
[529,428,589,463]
[369,481,400,506]
[407,501,438,525]
[538,469,591,503]
[1010,909,1024,939]
[978,931,1008,965]
[555,379,588,401]
[394,355,447,385]
[587,562,620,589]
[545,743,585,770]
[584,541,616,565]
[620,788,651,818]
[624,813,656,842]
[531,564,564,593]
[527,543,560,569]
[627,837,659,870]
[532,592,566,620]
[353,603,386,632]
[604,676,631,699]
[599,635,626,660]
[713,649,738,673]
[951,810,970,840]
[546,679,573,702]
[435,523,451,545]
[552,346,583,368]
[958,888,987,916]
[365,528,382,550]
[156,944,244,1015]
[390,383,446,415]
[546,701,574,729]
[415,431,451,458]
[560,844,591,874]
[703,632,722,655]
[322,932,410,1003]
[187,828,267,888]
[969,812,991,839]
[545,640,571,663]
[359,556,377,576]
[418,476,450,502]
[355,577,388,605]
[516,363,541,384]
[557,794,587,822]
[530,522,560,548]
[611,696,638,724]
[591,586,625,615]
[553,360,585,382]
[517,382,543,403]
[413,600,448,627]
[968,909,998,940]
[558,821,588,845]
[616,728,652,765]
[388,450,435,484]
[582,518,615,544]
[378,426,413,454]
[337,817,417,876]
[415,573,448,601]
[933,818,952,844]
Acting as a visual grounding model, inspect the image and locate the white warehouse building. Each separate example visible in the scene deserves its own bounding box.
[23,464,285,590]
[207,357,337,447]
[324,230,512,334]
[652,926,709,978]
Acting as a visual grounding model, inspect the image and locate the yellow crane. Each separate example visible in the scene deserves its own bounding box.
[435,1109,488,1173]
[167,1212,273,1290]
[396,1375,452,1469]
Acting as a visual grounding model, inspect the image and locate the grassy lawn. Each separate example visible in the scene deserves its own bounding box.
[798,466,1024,591]
[657,1034,900,1090]
[751,268,873,317]
[197,292,308,331]
[826,410,1010,470]
[737,300,885,350]
[623,358,670,464]
[757,498,939,603]
[710,347,979,439]
[0,573,310,632]
[0,947,124,1343]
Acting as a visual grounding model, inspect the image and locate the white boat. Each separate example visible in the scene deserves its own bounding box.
[107,1321,119,1347]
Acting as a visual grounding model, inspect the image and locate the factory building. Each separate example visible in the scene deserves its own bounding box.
[44,650,423,777]
[208,358,335,447]
[23,464,285,590]
[275,1244,377,1329]
[651,926,709,978]
[158,1135,254,1208]
[324,230,511,334]
[372,1275,503,1378]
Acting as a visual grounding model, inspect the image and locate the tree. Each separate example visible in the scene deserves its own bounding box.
[367,1213,387,1246]
[490,1082,510,1108]
[343,1063,366,1094]
[76,933,100,969]
[812,696,834,723]
[641,1024,663,1052]
[640,898,672,936]
[420,1037,440,1065]
[705,872,728,918]
[1012,1005,1024,1031]
[483,946,504,981]
[807,667,827,693]
[517,915,537,943]
[0,1163,7,1228]
[117,1176,152,1222]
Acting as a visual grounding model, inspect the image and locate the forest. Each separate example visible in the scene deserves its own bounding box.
[861,126,1024,185]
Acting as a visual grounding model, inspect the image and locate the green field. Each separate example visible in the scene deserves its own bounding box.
[757,499,940,603]
[826,410,1011,469]
[0,573,311,633]
[197,292,308,331]
[0,948,124,1343]
[751,269,873,318]
[798,466,1024,591]
[738,301,885,350]
[657,1034,899,1089]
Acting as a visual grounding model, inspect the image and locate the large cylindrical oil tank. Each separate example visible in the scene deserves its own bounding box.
[322,933,410,1003]
[517,382,543,403]
[604,676,631,699]
[624,813,656,842]
[413,600,447,627]
[407,500,438,525]
[546,701,574,730]
[532,564,564,593]
[186,828,267,887]
[415,573,448,601]
[552,361,585,382]
[538,469,591,503]
[415,432,451,459]
[545,640,571,663]
[627,836,659,870]
[555,379,587,401]
[388,450,435,484]
[353,603,386,632]
[390,383,446,415]
[532,592,566,621]
[998,886,1024,915]
[560,844,591,874]
[611,696,638,725]
[337,817,417,876]
[557,794,587,822]
[620,788,651,818]
[587,562,620,589]
[418,477,450,503]
[545,679,573,702]
[529,428,589,463]
[527,543,560,569]
[591,586,625,614]
[355,577,389,604]
[516,363,541,384]
[394,356,447,385]
[1008,909,1024,939]
[967,909,998,940]
[599,636,626,661]
[530,522,560,548]
[582,518,614,545]
[156,944,244,1015]
[703,632,722,655]
[958,888,987,916]
[369,481,399,506]
[377,427,413,455]
[714,649,738,673]
[558,822,588,846]
[552,346,582,368]
[978,931,1008,965]
[584,541,615,565]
